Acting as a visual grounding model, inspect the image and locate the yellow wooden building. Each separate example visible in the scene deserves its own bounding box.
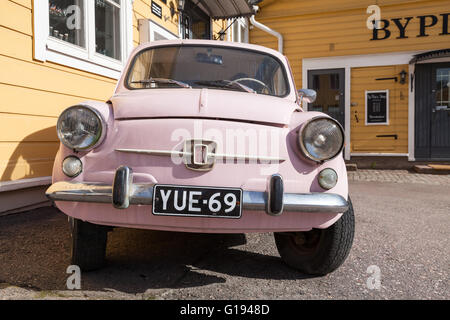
[1,0,449,213]
[0,0,252,214]
[249,0,450,162]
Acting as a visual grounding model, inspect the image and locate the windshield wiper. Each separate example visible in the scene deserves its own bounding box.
[195,80,256,93]
[131,78,191,88]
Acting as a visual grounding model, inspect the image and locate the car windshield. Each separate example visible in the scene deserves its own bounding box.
[126,45,289,97]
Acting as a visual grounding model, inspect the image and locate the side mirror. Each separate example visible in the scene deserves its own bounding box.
[298,89,317,104]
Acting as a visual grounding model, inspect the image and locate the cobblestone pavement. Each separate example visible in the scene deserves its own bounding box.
[348,170,450,186]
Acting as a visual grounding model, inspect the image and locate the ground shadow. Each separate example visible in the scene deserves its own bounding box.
[0,207,316,295]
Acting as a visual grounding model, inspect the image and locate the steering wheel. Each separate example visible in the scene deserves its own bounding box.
[231,77,271,94]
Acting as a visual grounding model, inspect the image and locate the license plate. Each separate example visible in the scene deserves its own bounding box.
[152,185,242,218]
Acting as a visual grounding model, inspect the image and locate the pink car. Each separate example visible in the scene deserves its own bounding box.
[47,40,354,275]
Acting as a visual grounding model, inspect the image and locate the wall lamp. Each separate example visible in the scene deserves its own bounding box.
[178,0,186,11]
[170,0,185,17]
[399,70,407,84]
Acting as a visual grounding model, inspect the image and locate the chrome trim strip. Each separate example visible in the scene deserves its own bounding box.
[46,181,348,213]
[116,149,189,157]
[115,148,286,162]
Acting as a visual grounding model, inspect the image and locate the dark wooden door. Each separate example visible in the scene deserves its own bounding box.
[308,69,345,128]
[415,63,450,160]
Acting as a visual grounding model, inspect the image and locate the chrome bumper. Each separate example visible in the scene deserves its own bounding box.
[46,167,349,215]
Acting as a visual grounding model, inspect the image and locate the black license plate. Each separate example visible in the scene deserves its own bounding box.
[152,185,242,218]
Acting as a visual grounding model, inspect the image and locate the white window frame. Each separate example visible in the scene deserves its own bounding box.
[227,18,249,43]
[139,20,179,44]
[34,0,134,79]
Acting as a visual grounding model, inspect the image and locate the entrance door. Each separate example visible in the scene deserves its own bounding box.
[181,1,211,40]
[307,69,345,128]
[415,63,450,159]
[350,65,409,154]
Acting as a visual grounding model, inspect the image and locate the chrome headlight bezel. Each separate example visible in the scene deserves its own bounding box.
[297,116,345,163]
[62,156,83,178]
[57,105,107,152]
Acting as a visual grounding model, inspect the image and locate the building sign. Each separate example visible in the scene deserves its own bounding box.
[366,90,389,125]
[151,1,162,19]
[371,13,449,40]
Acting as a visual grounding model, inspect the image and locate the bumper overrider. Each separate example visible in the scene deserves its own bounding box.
[46,166,349,216]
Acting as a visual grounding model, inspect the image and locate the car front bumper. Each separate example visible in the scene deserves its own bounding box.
[46,166,349,216]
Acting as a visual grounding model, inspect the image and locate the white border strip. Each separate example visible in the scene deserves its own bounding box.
[365,90,389,126]
[0,177,52,193]
[351,153,408,157]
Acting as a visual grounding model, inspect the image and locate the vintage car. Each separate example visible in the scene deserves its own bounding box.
[46,39,354,275]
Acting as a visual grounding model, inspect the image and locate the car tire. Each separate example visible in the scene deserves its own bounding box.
[274,197,355,276]
[70,218,109,271]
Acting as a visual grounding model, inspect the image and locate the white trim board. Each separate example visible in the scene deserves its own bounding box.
[302,50,426,161]
[0,177,52,193]
[351,153,409,157]
[138,20,180,44]
[302,50,427,74]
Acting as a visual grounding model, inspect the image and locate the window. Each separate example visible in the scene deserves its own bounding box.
[127,45,289,97]
[180,2,211,40]
[34,0,133,79]
[138,20,179,43]
[95,0,122,60]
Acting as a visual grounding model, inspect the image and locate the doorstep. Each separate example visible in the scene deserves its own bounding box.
[413,164,450,175]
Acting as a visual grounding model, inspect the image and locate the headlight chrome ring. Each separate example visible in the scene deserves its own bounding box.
[62,156,83,178]
[57,104,107,152]
[298,116,345,163]
[318,168,338,190]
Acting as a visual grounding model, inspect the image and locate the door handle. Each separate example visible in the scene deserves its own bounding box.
[376,134,398,140]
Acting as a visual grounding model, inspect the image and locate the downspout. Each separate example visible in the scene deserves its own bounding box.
[249,6,283,54]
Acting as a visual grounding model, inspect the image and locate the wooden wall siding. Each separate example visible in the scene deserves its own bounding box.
[250,0,450,88]
[350,65,409,153]
[1,0,227,182]
[0,0,121,182]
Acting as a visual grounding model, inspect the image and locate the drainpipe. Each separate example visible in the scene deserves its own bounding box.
[249,6,283,54]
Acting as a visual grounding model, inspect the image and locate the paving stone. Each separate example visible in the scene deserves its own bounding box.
[348,170,450,186]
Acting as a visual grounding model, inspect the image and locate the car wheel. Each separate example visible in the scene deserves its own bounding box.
[274,197,355,276]
[70,218,109,271]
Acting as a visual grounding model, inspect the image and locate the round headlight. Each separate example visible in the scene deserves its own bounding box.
[62,156,83,178]
[57,105,105,151]
[298,117,344,162]
[318,168,338,190]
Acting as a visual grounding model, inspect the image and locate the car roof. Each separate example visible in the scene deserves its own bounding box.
[130,39,286,61]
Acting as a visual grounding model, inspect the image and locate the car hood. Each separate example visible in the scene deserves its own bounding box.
[110,89,298,126]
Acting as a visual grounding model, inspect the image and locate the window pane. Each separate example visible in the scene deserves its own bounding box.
[49,0,85,48]
[436,68,450,108]
[95,0,121,60]
[127,46,289,97]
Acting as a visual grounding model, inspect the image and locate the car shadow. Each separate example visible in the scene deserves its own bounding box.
[80,228,317,293]
[0,207,317,295]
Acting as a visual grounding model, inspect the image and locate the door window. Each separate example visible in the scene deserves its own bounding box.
[308,70,345,127]
[435,68,450,110]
